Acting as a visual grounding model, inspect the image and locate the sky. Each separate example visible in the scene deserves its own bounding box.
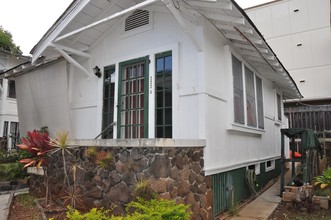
[0,0,273,56]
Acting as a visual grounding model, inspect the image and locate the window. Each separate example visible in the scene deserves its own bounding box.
[10,122,19,149]
[3,121,8,137]
[155,51,172,138]
[277,93,282,121]
[256,77,264,129]
[265,160,275,172]
[232,55,244,124]
[232,55,264,129]
[7,80,16,98]
[245,67,256,127]
[102,65,115,139]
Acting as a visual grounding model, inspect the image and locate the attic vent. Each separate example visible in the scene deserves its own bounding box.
[125,10,150,32]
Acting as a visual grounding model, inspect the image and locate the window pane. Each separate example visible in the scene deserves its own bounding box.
[156,109,163,125]
[232,55,244,124]
[8,80,16,98]
[277,94,282,121]
[165,126,172,138]
[164,91,172,107]
[256,76,264,129]
[156,58,164,74]
[157,91,163,107]
[165,56,172,73]
[165,108,172,125]
[245,67,256,127]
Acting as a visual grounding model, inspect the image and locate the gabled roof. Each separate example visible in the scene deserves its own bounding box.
[29,0,301,99]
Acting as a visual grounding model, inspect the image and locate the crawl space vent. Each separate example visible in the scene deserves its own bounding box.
[125,10,150,32]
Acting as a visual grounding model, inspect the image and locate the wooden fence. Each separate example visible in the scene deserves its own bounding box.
[285,105,331,132]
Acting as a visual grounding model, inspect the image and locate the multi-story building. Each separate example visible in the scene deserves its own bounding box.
[247,0,331,131]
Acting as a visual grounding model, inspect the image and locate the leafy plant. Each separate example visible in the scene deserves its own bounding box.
[96,151,112,169]
[3,162,27,180]
[86,146,98,161]
[314,168,331,191]
[66,206,111,220]
[17,130,54,168]
[126,198,191,220]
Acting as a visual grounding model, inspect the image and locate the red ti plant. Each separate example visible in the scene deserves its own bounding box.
[17,129,55,168]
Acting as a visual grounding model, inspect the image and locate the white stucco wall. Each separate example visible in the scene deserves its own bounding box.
[246,0,331,100]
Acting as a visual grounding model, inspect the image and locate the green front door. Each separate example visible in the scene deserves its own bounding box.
[117,57,149,138]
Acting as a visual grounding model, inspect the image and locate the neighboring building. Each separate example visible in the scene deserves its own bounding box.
[5,0,301,216]
[0,49,29,150]
[246,0,331,131]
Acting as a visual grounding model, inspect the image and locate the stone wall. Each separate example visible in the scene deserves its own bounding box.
[29,143,212,219]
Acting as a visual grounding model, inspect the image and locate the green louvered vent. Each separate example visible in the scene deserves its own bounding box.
[125,10,149,32]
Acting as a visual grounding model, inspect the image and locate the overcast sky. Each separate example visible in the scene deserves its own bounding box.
[0,0,273,55]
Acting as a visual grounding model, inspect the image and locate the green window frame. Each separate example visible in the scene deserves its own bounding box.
[102,65,115,139]
[155,51,172,138]
[117,56,149,139]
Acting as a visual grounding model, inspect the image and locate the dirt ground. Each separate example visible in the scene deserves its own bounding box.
[8,194,66,220]
[268,200,331,220]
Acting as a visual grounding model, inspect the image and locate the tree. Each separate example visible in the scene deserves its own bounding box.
[0,26,22,55]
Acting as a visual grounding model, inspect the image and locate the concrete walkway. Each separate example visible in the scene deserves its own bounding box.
[0,193,12,220]
[0,188,29,220]
[225,172,290,220]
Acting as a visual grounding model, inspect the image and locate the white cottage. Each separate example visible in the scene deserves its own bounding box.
[5,0,301,216]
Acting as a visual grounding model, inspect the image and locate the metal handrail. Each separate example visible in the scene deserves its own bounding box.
[94,122,115,139]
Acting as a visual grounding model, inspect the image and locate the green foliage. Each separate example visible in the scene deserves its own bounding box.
[0,162,27,181]
[314,168,331,191]
[85,146,98,161]
[0,26,22,55]
[125,198,191,220]
[66,206,110,220]
[65,198,191,220]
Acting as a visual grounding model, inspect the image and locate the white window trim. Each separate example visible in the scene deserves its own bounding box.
[265,160,275,172]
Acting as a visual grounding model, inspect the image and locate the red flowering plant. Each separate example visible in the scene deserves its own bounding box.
[17,129,55,169]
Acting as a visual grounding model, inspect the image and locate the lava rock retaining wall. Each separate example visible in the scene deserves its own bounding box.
[29,143,212,219]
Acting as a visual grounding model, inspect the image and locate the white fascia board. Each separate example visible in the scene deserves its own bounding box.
[31,0,91,64]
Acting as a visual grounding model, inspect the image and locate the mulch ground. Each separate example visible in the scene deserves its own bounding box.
[268,200,331,220]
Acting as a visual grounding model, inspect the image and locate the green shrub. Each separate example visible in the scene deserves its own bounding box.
[66,198,191,220]
[126,198,191,220]
[66,206,110,220]
[0,162,27,181]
